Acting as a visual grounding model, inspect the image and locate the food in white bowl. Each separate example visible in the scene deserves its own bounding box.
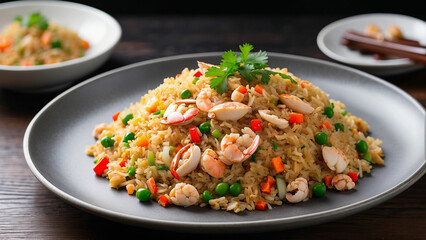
[0,12,90,66]
[0,1,121,92]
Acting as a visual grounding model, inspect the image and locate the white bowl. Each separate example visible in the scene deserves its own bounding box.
[0,1,121,92]
[317,13,426,76]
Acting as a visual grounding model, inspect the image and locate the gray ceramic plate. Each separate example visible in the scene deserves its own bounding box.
[23,53,425,233]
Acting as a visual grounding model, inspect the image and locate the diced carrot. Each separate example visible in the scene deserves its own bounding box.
[112,111,120,121]
[147,177,157,194]
[236,85,247,94]
[271,157,285,174]
[266,176,276,186]
[81,40,90,49]
[135,135,149,148]
[251,119,262,131]
[261,182,271,194]
[254,85,263,94]
[21,60,33,66]
[324,175,333,188]
[145,97,159,114]
[158,195,169,207]
[255,200,267,211]
[93,156,109,175]
[176,73,181,78]
[347,172,358,182]
[321,121,331,129]
[285,85,289,92]
[300,81,310,88]
[355,151,359,159]
[126,184,135,195]
[289,113,304,124]
[0,38,12,50]
[41,31,51,46]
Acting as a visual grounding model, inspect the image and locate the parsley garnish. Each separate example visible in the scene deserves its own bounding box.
[206,43,296,93]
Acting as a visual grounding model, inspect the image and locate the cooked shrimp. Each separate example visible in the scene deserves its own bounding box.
[220,131,260,164]
[196,88,215,112]
[231,86,247,102]
[285,177,308,203]
[258,110,289,129]
[279,94,314,114]
[169,183,200,207]
[161,102,200,126]
[322,146,348,173]
[197,61,217,74]
[332,174,355,191]
[200,149,226,178]
[170,144,201,179]
[208,102,251,121]
[92,123,107,139]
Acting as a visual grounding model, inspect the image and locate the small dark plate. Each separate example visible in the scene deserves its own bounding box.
[23,53,425,233]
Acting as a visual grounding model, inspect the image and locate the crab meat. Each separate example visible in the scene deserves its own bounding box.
[170,144,201,179]
[208,102,251,121]
[258,110,289,129]
[279,94,314,114]
[322,146,348,173]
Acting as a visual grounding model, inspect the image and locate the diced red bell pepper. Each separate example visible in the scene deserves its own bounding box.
[251,119,262,131]
[147,177,158,194]
[289,113,303,124]
[347,172,358,182]
[158,195,169,207]
[189,126,201,143]
[93,156,109,175]
[193,70,202,78]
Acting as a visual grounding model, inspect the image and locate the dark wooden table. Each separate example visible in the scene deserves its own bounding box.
[1,13,425,239]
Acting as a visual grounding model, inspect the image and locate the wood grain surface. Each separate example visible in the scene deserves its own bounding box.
[0,14,425,239]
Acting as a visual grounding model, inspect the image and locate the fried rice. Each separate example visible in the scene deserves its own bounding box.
[86,57,384,213]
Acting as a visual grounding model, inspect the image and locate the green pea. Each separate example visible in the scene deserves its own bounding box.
[341,109,347,116]
[362,152,372,163]
[315,132,328,145]
[312,182,326,197]
[356,140,368,153]
[211,129,222,138]
[229,182,242,196]
[180,89,192,99]
[136,188,151,202]
[335,123,344,132]
[51,39,62,48]
[122,132,135,142]
[100,136,115,148]
[202,190,215,202]
[147,150,155,166]
[127,166,136,176]
[199,122,211,133]
[122,142,130,148]
[323,107,334,118]
[215,182,229,196]
[121,113,133,125]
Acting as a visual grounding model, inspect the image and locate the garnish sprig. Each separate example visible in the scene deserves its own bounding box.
[206,43,296,93]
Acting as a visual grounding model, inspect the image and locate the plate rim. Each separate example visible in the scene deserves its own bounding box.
[316,13,425,68]
[23,52,426,232]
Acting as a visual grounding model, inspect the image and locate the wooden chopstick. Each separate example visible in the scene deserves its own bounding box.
[341,30,426,64]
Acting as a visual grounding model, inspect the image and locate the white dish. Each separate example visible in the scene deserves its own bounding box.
[317,13,426,76]
[0,1,121,92]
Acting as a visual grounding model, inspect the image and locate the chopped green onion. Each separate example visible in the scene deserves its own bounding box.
[156,165,169,170]
[147,150,155,166]
[341,109,347,116]
[130,157,136,166]
[272,141,277,151]
[335,123,345,132]
[152,110,161,115]
[51,39,61,48]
